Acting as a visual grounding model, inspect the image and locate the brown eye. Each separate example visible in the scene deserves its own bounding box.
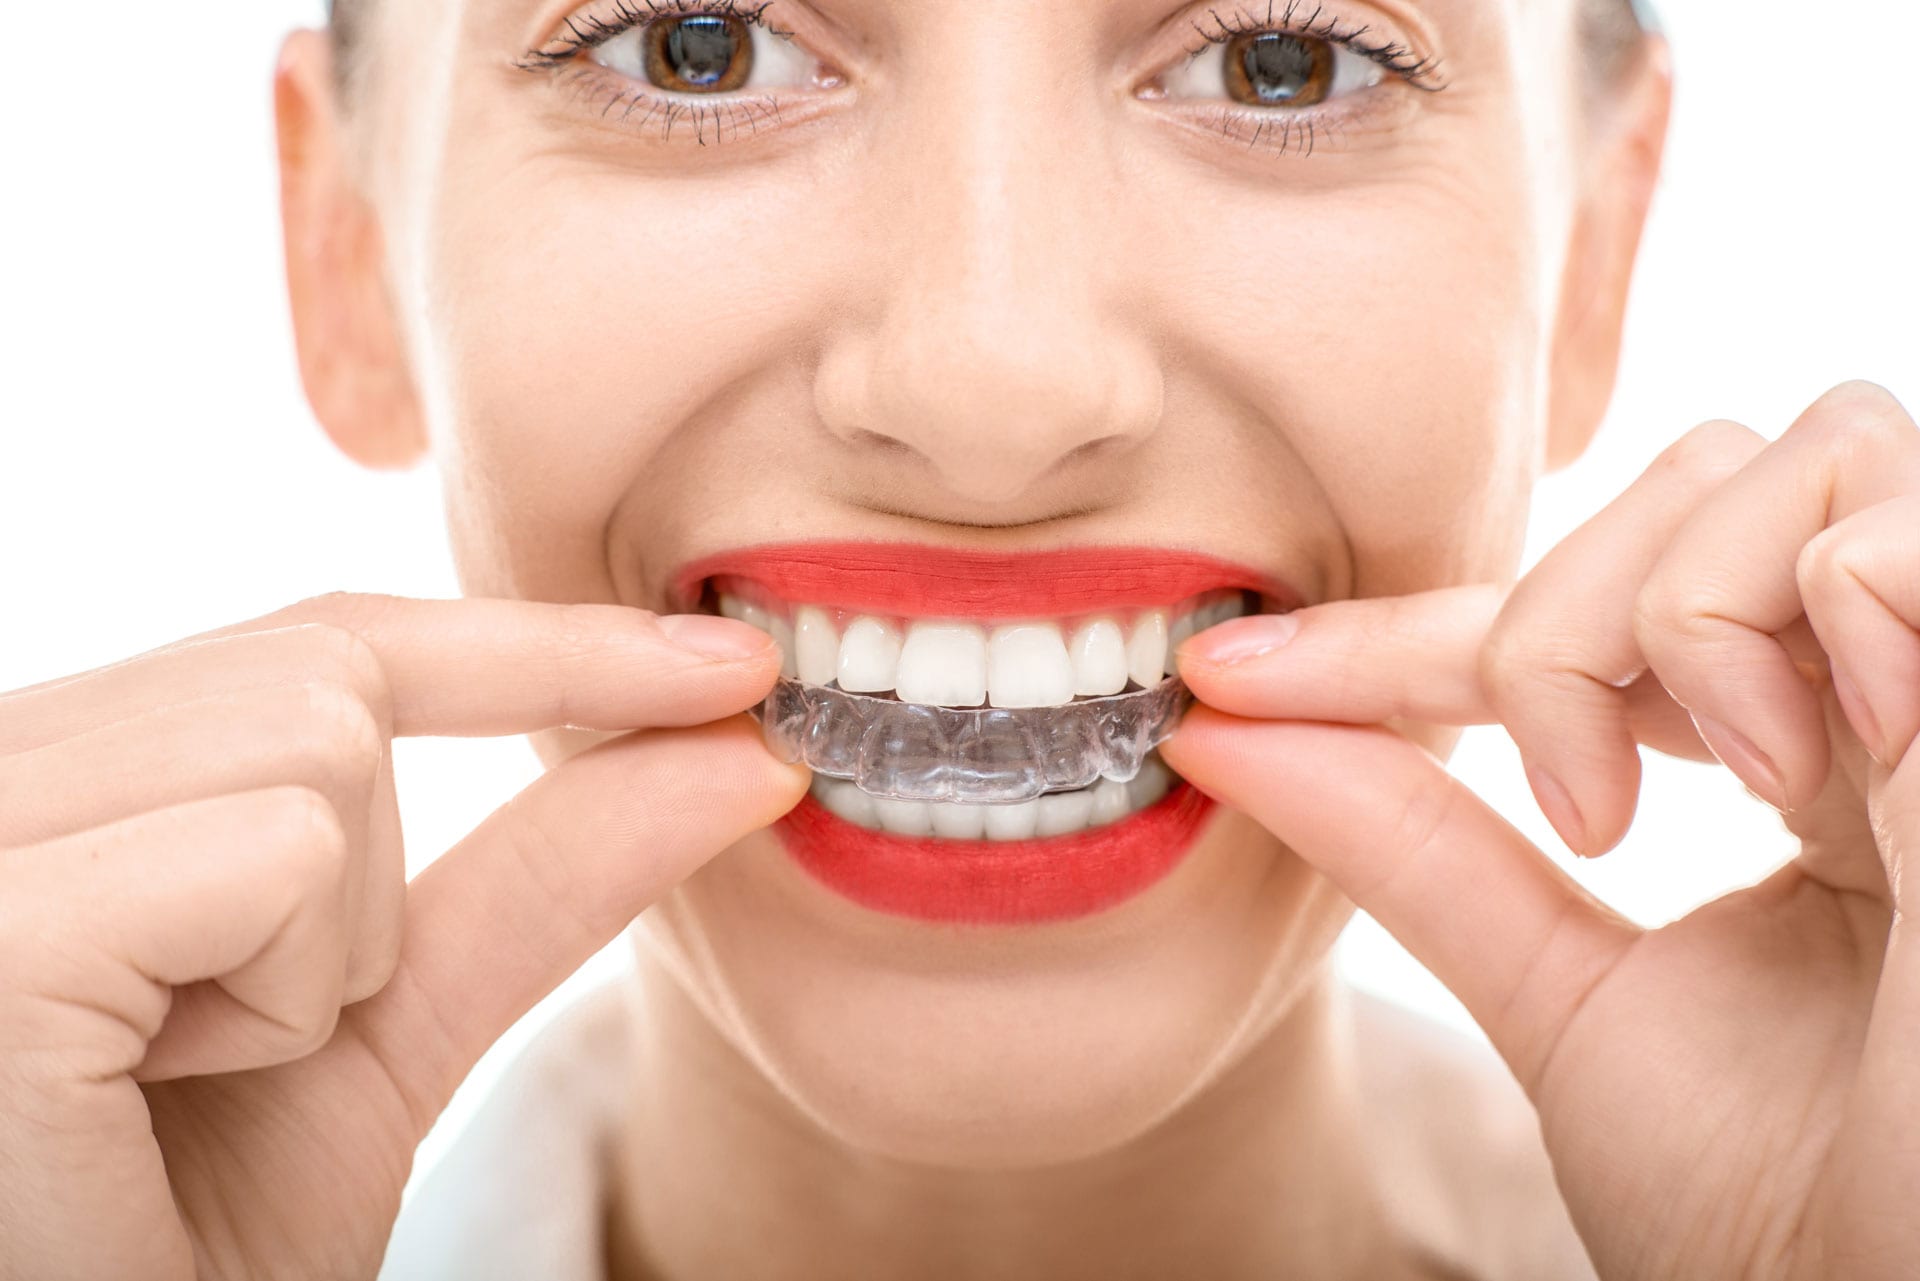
[644,16,753,93]
[1222,33,1333,106]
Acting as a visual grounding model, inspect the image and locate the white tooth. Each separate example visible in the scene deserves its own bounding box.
[987,623,1075,709]
[983,799,1041,842]
[1090,778,1131,826]
[1128,758,1171,810]
[1068,618,1128,697]
[837,617,903,693]
[871,796,934,837]
[720,595,772,633]
[1212,594,1247,627]
[820,779,877,827]
[794,606,841,686]
[930,802,987,841]
[1036,790,1096,837]
[810,773,833,800]
[1166,603,1201,675]
[1126,611,1168,689]
[896,622,988,707]
[768,615,798,679]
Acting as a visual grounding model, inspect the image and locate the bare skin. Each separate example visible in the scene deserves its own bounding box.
[6,0,1911,1277]
[0,596,805,1277]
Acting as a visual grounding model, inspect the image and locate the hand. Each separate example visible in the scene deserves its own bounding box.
[1164,381,1920,1281]
[0,594,807,1280]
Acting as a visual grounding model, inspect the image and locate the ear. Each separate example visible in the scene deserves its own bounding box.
[275,30,428,471]
[1544,37,1674,474]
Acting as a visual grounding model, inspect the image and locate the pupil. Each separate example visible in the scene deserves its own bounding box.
[664,17,738,88]
[1237,35,1321,103]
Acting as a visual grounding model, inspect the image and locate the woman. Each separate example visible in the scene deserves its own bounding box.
[2,0,1914,1276]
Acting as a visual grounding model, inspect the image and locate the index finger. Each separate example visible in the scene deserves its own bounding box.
[2,594,781,748]
[225,594,783,737]
[1175,582,1506,727]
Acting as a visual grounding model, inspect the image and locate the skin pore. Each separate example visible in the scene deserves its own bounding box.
[277,0,1669,1275]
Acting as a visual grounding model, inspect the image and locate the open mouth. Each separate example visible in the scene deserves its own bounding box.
[675,542,1300,924]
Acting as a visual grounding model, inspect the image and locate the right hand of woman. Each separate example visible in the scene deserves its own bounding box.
[0,593,807,1280]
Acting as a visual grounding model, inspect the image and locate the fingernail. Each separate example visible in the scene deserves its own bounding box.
[658,614,777,661]
[1829,664,1888,764]
[1524,760,1588,857]
[1187,612,1302,665]
[1692,713,1788,811]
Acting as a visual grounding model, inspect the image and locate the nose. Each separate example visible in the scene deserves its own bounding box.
[812,42,1163,511]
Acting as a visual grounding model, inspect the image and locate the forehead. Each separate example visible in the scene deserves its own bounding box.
[414,0,1547,43]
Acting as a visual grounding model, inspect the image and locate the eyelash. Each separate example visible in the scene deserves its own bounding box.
[1172,1,1448,156]
[517,0,799,146]
[518,0,1445,155]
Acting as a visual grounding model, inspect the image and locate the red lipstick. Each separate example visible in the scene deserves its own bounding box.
[673,542,1304,617]
[774,784,1215,925]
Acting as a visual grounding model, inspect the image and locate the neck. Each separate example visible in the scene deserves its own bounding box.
[603,946,1417,1281]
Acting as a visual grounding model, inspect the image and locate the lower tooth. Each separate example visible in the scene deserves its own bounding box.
[813,758,1172,840]
[822,780,878,827]
[1036,790,1095,837]
[983,800,1041,841]
[1090,778,1130,825]
[871,796,934,837]
[930,801,988,841]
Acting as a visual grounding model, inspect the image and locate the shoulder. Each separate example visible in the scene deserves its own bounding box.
[1346,987,1597,1281]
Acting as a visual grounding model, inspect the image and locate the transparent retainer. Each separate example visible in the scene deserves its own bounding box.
[754,677,1193,805]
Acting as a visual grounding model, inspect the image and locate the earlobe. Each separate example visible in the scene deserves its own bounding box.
[275,30,428,471]
[1543,38,1674,475]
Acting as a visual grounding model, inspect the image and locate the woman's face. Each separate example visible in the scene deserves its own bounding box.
[294,0,1653,1165]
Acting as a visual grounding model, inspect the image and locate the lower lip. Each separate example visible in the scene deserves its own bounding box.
[772,783,1215,925]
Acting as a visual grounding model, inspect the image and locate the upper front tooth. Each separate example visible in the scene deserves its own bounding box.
[987,623,1075,708]
[794,606,841,686]
[720,594,794,676]
[837,617,903,693]
[1126,610,1168,690]
[1068,618,1128,697]
[720,594,771,632]
[769,616,798,678]
[1165,599,1202,675]
[895,621,989,707]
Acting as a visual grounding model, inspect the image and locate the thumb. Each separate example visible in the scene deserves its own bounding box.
[350,715,808,1123]
[1161,706,1636,1088]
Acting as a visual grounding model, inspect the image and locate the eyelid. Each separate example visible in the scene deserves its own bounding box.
[1130,0,1444,95]
[526,0,849,79]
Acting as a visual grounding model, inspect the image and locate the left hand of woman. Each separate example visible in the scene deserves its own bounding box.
[1163,380,1920,1281]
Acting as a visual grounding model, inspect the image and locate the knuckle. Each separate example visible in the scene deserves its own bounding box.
[1630,576,1693,657]
[282,623,395,733]
[255,784,351,879]
[1795,524,1855,597]
[1791,380,1918,455]
[1658,419,1766,482]
[295,679,386,771]
[289,590,385,628]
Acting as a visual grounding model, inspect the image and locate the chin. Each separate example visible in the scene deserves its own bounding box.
[633,803,1355,1170]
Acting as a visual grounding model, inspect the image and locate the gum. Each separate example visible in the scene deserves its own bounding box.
[754,677,1193,804]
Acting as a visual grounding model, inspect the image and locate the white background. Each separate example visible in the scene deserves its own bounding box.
[2,2,1915,1189]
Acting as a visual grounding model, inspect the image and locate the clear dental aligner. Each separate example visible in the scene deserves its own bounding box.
[755,676,1194,805]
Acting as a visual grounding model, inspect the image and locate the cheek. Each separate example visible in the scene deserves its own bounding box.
[1145,166,1544,595]
[416,151,824,598]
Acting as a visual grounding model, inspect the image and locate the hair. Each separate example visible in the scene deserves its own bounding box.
[327,0,1653,93]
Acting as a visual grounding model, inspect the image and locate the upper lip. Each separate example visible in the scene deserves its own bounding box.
[670,541,1305,618]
